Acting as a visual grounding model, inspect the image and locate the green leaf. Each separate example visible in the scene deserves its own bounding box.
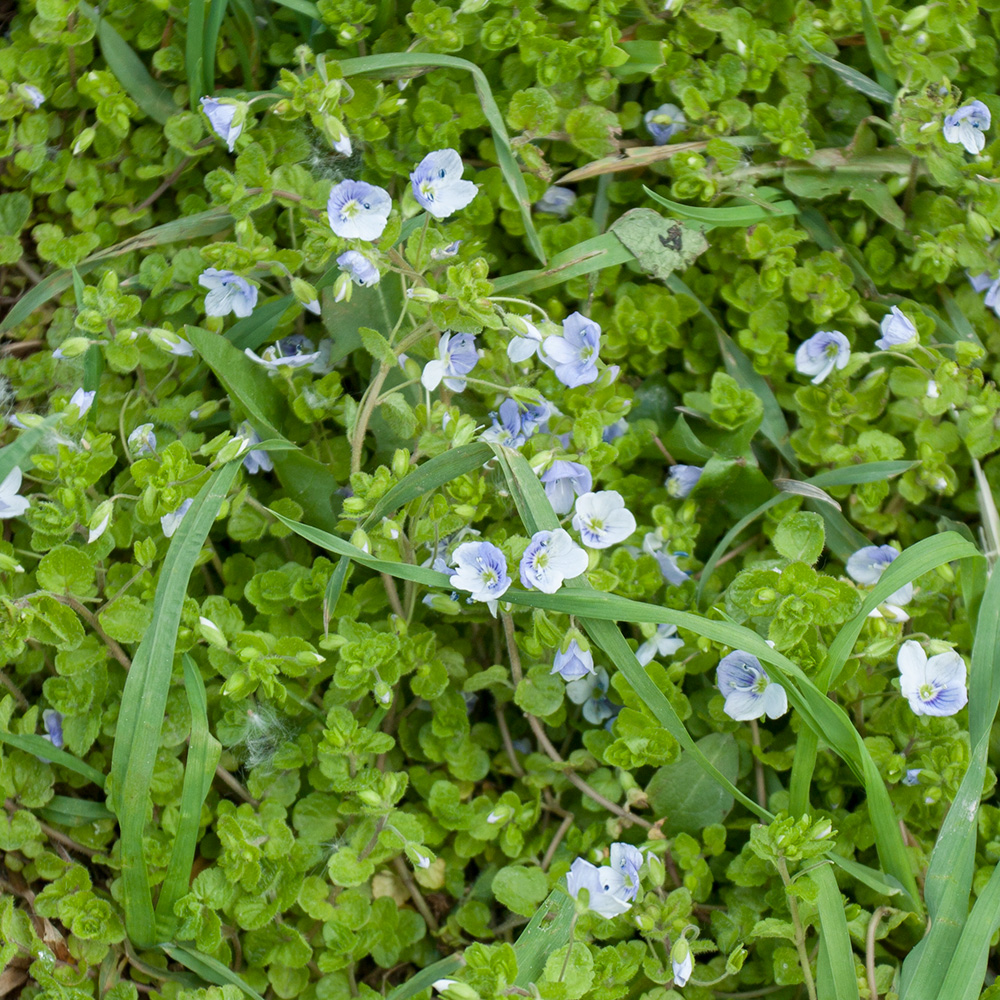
[800,42,895,104]
[492,233,634,296]
[339,53,546,265]
[492,866,549,918]
[772,512,825,565]
[815,863,862,1000]
[0,732,106,788]
[79,2,177,124]
[203,0,230,92]
[111,461,239,948]
[185,0,206,104]
[608,208,708,280]
[162,943,266,1000]
[643,186,799,227]
[645,732,738,835]
[36,795,115,826]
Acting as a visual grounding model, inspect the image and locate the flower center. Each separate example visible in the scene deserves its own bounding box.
[534,550,549,570]
[752,675,769,694]
[918,682,938,701]
[587,516,604,533]
[341,199,360,218]
[824,341,840,358]
[420,181,436,201]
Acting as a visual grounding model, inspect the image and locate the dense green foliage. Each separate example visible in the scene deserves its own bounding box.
[5,0,1000,998]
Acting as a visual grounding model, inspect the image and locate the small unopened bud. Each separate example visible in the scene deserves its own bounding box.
[222,671,255,699]
[295,650,326,666]
[358,788,382,807]
[218,436,249,464]
[72,127,96,156]
[405,286,440,304]
[0,553,24,573]
[350,528,370,555]
[292,277,318,306]
[670,939,693,988]
[199,616,228,648]
[333,272,352,304]
[53,337,91,360]
[88,500,113,543]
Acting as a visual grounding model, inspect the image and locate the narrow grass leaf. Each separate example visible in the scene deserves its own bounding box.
[155,655,222,931]
[386,957,462,1000]
[512,889,575,987]
[491,233,633,295]
[858,0,896,93]
[187,325,341,532]
[111,461,239,948]
[0,415,62,480]
[186,0,207,103]
[203,0,230,92]
[339,53,546,265]
[268,0,320,16]
[79,3,177,124]
[643,185,798,226]
[0,209,233,335]
[162,943,266,1000]
[323,555,353,635]
[814,864,862,1000]
[801,43,895,104]
[0,732,106,788]
[829,853,903,898]
[36,795,115,825]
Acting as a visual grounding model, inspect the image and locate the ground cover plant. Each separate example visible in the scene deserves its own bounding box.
[6,0,1000,997]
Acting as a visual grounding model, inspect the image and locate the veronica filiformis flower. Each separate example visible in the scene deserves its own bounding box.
[336,250,380,290]
[69,388,95,417]
[897,640,967,717]
[846,545,913,622]
[666,464,702,498]
[199,269,258,318]
[552,639,594,681]
[421,333,478,392]
[540,460,592,515]
[506,315,545,363]
[128,423,156,456]
[716,650,788,721]
[534,186,576,217]
[572,491,636,549]
[42,709,63,749]
[238,423,273,475]
[480,398,534,448]
[565,842,643,918]
[161,498,193,538]
[644,103,687,144]
[0,468,30,520]
[542,312,601,388]
[449,541,511,609]
[410,149,477,219]
[795,330,851,384]
[244,337,321,371]
[943,100,991,154]
[22,85,45,108]
[200,97,242,151]
[327,180,392,240]
[519,529,588,593]
[636,624,684,666]
[875,307,917,350]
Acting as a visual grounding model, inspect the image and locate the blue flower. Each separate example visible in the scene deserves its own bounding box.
[603,418,629,443]
[846,544,913,613]
[70,388,95,417]
[542,312,601,388]
[449,541,511,605]
[969,270,997,293]
[644,103,687,145]
[566,667,619,727]
[480,398,539,448]
[244,337,321,371]
[716,650,788,721]
[22,85,45,109]
[161,498,193,539]
[421,332,479,392]
[430,240,462,260]
[666,464,702,498]
[410,149,477,220]
[605,843,644,902]
[128,423,157,456]
[519,529,589,594]
[897,640,967,717]
[200,97,242,151]
[876,307,917,350]
[552,639,595,681]
[794,330,850,384]
[566,857,632,918]
[336,250,380,288]
[943,100,991,154]
[42,709,63,750]
[636,624,684,666]
[327,179,392,241]
[199,268,258,318]
[534,186,576,217]
[541,460,593,515]
[572,490,636,549]
[506,315,545,363]
[333,132,352,156]
[238,423,273,475]
[902,768,922,786]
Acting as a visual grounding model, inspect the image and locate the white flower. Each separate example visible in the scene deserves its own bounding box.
[327,179,392,241]
[244,342,322,371]
[0,468,30,519]
[410,149,478,220]
[875,307,917,350]
[161,498,193,539]
[572,491,636,549]
[506,316,545,363]
[926,379,940,399]
[200,97,243,151]
[449,541,511,604]
[70,388,95,417]
[128,423,157,456]
[519,529,588,593]
[716,651,788,721]
[846,545,913,610]
[795,330,851,385]
[199,268,258,319]
[22,84,45,108]
[943,100,991,155]
[566,856,632,918]
[636,624,684,666]
[671,941,693,987]
[897,640,967,717]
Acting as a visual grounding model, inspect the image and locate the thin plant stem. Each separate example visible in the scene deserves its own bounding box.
[775,856,817,1000]
[866,906,890,1000]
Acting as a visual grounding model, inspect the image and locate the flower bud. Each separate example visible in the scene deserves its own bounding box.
[503,312,539,338]
[292,277,318,306]
[405,844,435,869]
[0,553,25,573]
[350,528,371,554]
[295,650,326,666]
[222,671,255,699]
[72,128,96,156]
[53,337,91,360]
[217,436,249,465]
[333,272,353,304]
[199,616,228,649]
[405,286,440,304]
[88,500,113,543]
[357,788,382,807]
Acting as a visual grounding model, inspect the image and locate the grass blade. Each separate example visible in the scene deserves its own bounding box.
[858,0,895,94]
[36,795,115,825]
[187,326,341,532]
[814,864,862,1000]
[338,53,546,265]
[269,0,320,16]
[186,0,207,104]
[386,957,462,1000]
[0,209,233,335]
[643,185,798,226]
[154,655,222,931]
[203,0,230,92]
[491,233,634,296]
[79,3,176,124]
[0,732,106,787]
[162,943,266,1000]
[110,461,239,948]
[512,889,575,987]
[0,414,62,479]
[801,42,895,104]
